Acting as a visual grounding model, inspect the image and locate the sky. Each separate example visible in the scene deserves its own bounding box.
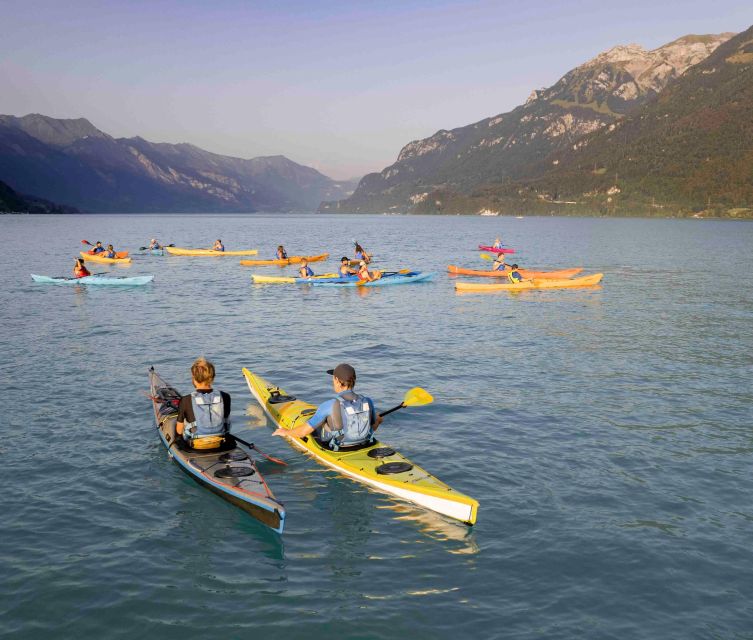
[1,0,751,179]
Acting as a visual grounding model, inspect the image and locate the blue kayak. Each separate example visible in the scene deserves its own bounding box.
[311,272,435,287]
[138,249,165,256]
[31,274,154,286]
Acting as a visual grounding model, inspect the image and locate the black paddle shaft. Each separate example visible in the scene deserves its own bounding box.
[379,402,405,418]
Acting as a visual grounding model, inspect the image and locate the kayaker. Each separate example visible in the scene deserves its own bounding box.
[357,261,381,282]
[212,239,224,252]
[103,244,117,259]
[299,258,315,278]
[492,254,507,272]
[91,241,105,254]
[493,237,503,249]
[508,264,525,284]
[354,242,371,263]
[339,256,357,278]
[149,238,162,250]
[271,363,382,450]
[176,357,231,449]
[276,245,288,260]
[73,258,91,278]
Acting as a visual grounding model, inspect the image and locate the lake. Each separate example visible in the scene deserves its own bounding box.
[1,213,751,639]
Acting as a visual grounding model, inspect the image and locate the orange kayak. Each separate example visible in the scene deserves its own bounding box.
[455,273,603,292]
[448,265,583,279]
[239,253,329,267]
[86,249,129,258]
[80,251,132,264]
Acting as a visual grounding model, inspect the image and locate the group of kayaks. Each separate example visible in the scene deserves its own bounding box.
[149,367,479,535]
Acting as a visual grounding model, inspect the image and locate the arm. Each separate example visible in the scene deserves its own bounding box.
[369,399,383,432]
[273,400,331,439]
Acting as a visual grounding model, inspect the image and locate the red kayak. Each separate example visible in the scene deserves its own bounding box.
[478,245,515,254]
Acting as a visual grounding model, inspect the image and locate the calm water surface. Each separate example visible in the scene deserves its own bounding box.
[1,214,751,639]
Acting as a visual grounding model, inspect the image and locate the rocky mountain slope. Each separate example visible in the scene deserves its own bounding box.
[0,114,349,213]
[483,24,753,218]
[324,32,733,214]
[0,178,78,213]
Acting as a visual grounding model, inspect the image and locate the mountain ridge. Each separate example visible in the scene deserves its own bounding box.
[0,114,348,213]
[323,31,734,214]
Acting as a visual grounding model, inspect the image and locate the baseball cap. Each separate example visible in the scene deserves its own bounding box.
[326,363,356,385]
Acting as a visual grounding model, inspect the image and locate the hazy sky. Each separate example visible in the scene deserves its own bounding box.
[1,1,751,179]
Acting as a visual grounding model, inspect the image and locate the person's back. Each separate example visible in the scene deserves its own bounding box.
[507,264,523,283]
[104,244,116,259]
[277,245,288,260]
[299,260,314,277]
[73,258,90,278]
[271,363,381,450]
[176,357,231,449]
[492,256,506,272]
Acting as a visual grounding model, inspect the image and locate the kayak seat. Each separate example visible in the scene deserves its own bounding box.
[215,465,255,478]
[310,434,376,453]
[173,435,237,455]
[367,447,396,459]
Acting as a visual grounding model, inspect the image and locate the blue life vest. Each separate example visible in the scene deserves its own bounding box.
[493,260,506,271]
[105,251,116,259]
[301,265,314,277]
[93,247,105,254]
[184,390,228,441]
[324,391,372,450]
[355,251,365,260]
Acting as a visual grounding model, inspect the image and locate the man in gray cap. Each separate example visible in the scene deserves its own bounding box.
[272,363,382,450]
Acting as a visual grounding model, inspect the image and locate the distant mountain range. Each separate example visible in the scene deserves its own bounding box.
[0,114,355,213]
[324,29,752,217]
[0,178,78,213]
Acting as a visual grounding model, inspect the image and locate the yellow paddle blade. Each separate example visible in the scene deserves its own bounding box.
[479,253,493,261]
[403,387,434,407]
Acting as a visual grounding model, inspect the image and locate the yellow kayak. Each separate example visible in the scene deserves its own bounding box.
[166,247,259,256]
[239,253,329,267]
[251,273,339,284]
[242,368,479,525]
[455,273,604,292]
[80,251,132,264]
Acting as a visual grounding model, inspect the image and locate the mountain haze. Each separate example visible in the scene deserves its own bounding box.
[324,32,733,214]
[0,114,349,213]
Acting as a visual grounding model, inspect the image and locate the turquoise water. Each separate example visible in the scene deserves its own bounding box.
[1,213,752,639]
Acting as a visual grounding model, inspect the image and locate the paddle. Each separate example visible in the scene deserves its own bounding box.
[379,387,434,418]
[232,435,288,466]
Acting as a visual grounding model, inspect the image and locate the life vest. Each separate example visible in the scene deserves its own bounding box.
[358,266,370,280]
[493,261,506,271]
[322,391,372,450]
[105,251,116,258]
[278,250,288,259]
[74,268,90,278]
[355,251,365,260]
[92,247,105,254]
[300,265,314,277]
[508,270,522,283]
[339,265,351,276]
[184,390,228,444]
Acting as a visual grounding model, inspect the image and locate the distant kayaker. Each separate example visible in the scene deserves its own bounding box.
[492,237,503,249]
[176,357,231,449]
[276,245,288,260]
[339,256,357,277]
[149,238,162,250]
[103,244,117,259]
[212,239,225,252]
[354,242,371,264]
[492,254,507,272]
[91,241,105,254]
[299,258,314,278]
[357,261,381,282]
[507,264,525,283]
[271,363,382,449]
[73,257,91,278]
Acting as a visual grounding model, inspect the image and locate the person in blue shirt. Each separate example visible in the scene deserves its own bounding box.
[339,256,358,278]
[492,254,507,272]
[507,264,525,283]
[492,237,503,249]
[298,258,314,278]
[354,242,371,264]
[212,239,224,251]
[149,238,162,250]
[103,244,117,259]
[276,245,288,260]
[271,363,382,449]
[91,241,105,254]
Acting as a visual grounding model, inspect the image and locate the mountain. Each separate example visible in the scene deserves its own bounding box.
[0,178,78,213]
[0,114,349,212]
[323,32,733,214]
[483,25,753,218]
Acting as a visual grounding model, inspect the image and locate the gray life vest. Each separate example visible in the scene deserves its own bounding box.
[185,390,228,441]
[323,391,372,450]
